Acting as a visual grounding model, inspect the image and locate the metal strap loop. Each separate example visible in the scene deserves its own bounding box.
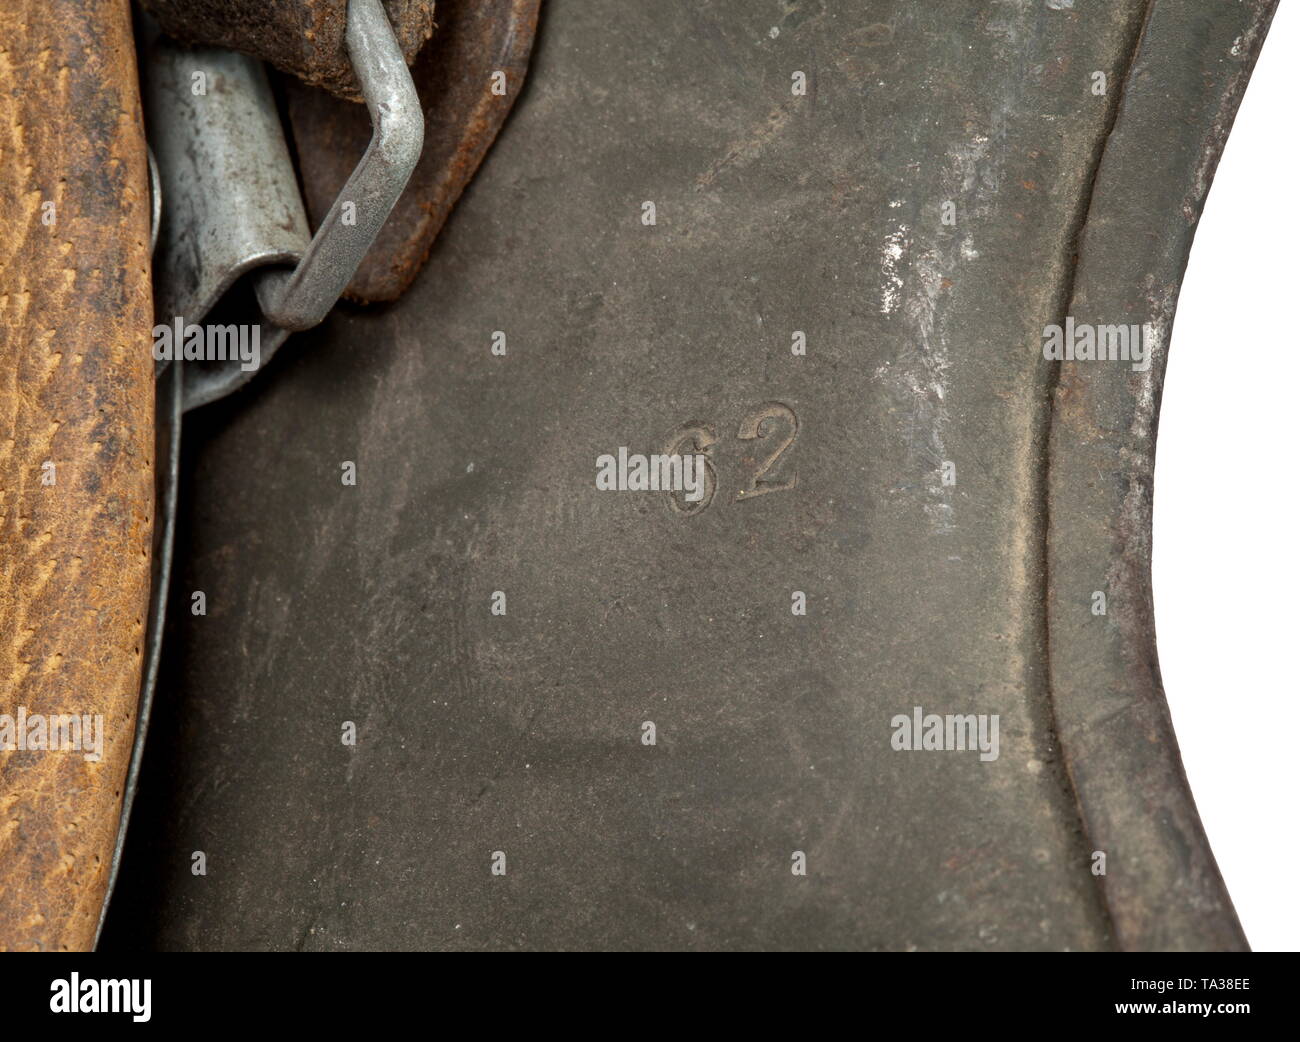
[255,0,425,332]
[145,0,424,410]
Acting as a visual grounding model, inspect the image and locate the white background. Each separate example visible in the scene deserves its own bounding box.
[1152,0,1298,953]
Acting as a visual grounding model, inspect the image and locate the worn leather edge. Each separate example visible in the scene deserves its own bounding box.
[0,0,155,951]
[94,360,181,948]
[1046,0,1277,952]
[138,0,437,102]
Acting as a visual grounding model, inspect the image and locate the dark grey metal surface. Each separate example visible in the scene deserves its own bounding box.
[104,0,1274,951]
[1044,0,1274,952]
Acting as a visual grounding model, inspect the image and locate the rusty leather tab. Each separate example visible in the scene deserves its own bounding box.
[0,0,154,950]
[139,0,437,102]
[285,0,541,302]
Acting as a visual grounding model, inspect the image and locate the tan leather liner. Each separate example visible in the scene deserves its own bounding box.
[0,0,154,951]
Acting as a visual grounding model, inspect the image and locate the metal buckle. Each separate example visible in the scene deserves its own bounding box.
[142,0,424,411]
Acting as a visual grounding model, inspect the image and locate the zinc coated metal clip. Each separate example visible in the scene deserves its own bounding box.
[143,0,424,410]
